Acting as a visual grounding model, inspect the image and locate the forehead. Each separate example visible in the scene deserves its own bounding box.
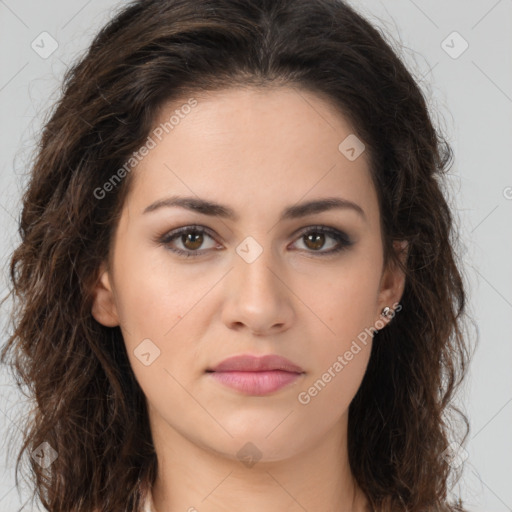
[125,86,379,226]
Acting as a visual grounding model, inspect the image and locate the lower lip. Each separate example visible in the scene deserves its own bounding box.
[208,370,303,395]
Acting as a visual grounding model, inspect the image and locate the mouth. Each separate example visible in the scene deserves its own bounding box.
[206,369,304,395]
[205,353,305,395]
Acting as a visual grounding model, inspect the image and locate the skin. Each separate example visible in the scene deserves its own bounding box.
[92,86,407,512]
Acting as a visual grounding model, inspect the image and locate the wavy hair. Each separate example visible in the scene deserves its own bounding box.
[1,0,472,510]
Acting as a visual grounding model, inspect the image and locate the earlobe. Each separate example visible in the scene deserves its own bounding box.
[91,262,119,327]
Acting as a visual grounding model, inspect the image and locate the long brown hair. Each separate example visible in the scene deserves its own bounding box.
[1,0,473,510]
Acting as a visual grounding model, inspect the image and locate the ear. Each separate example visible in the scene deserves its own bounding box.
[375,240,408,326]
[91,261,119,327]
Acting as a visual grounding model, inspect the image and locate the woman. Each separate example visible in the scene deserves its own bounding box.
[0,0,471,510]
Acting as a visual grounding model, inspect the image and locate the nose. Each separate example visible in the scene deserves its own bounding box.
[220,242,294,336]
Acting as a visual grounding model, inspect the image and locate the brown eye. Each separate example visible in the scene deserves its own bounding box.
[292,226,352,255]
[159,224,353,259]
[159,226,218,258]
[303,232,327,251]
[181,231,204,251]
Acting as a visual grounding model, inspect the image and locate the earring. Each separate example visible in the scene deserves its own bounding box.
[381,306,392,317]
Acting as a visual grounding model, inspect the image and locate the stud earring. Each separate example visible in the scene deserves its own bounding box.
[381,306,392,317]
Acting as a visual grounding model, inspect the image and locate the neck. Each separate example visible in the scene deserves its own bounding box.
[148,406,368,512]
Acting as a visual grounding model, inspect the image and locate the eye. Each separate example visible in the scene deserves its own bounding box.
[290,225,353,255]
[158,225,353,258]
[158,225,219,258]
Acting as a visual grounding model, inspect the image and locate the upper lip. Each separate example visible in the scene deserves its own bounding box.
[207,354,305,373]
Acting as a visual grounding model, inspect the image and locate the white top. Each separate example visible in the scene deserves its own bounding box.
[142,490,155,512]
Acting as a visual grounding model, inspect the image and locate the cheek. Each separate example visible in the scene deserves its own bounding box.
[112,242,198,336]
[316,257,382,341]
[297,266,379,415]
[299,246,381,402]
[112,247,213,387]
[296,341,371,427]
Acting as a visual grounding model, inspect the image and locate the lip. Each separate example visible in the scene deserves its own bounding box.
[206,354,305,395]
[208,354,305,373]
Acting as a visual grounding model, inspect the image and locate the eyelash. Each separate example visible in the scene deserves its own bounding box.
[157,224,353,258]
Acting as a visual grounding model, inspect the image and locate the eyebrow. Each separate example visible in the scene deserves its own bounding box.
[143,195,366,222]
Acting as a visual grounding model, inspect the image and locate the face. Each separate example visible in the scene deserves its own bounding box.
[92,86,405,463]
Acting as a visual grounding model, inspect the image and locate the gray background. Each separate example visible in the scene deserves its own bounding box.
[1,0,511,510]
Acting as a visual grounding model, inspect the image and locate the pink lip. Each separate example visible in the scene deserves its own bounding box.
[206,354,305,395]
